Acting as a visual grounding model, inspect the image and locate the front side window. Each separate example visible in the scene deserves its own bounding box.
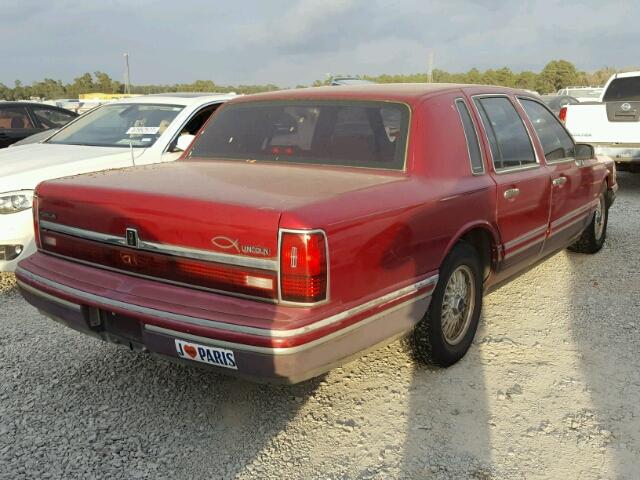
[190,101,410,170]
[0,106,34,130]
[33,108,76,128]
[455,99,484,174]
[520,99,575,162]
[47,103,184,148]
[474,96,536,171]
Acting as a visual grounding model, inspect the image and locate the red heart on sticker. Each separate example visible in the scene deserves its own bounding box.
[183,345,197,358]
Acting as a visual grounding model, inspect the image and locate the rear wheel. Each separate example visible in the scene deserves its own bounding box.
[410,242,483,367]
[568,186,609,254]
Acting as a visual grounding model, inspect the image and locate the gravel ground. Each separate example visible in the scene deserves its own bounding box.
[1,172,639,479]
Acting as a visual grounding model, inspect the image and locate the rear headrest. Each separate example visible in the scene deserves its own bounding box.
[11,117,25,128]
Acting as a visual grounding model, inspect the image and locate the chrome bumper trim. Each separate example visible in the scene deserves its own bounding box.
[16,267,437,340]
[17,279,82,311]
[144,292,432,355]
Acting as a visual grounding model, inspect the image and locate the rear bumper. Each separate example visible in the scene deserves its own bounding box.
[594,145,640,164]
[16,254,435,383]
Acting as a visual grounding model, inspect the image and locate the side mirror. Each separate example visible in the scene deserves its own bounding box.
[575,143,595,161]
[174,134,195,153]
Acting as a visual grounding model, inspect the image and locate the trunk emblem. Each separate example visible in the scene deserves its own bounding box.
[211,236,241,253]
[126,228,139,248]
[621,102,632,111]
[211,236,271,257]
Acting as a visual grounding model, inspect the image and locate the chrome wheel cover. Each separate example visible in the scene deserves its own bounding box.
[441,265,475,346]
[594,195,606,241]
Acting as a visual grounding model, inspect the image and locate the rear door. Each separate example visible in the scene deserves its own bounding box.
[0,105,41,148]
[472,95,551,274]
[30,105,77,130]
[518,97,593,254]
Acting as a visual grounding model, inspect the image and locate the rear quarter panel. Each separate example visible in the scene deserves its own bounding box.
[281,92,498,307]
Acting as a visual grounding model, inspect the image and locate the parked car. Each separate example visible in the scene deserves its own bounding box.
[0,92,235,271]
[541,94,580,115]
[9,128,59,147]
[556,86,603,102]
[330,76,374,86]
[0,102,77,149]
[562,71,640,171]
[15,84,617,383]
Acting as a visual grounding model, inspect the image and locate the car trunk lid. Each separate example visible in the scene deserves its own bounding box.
[34,160,402,300]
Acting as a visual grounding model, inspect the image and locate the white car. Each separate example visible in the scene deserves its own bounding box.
[0,92,235,271]
[556,86,603,102]
[562,71,640,171]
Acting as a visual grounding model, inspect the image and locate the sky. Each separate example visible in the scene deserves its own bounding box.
[0,0,637,87]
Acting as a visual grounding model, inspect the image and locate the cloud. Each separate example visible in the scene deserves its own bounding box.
[0,0,638,87]
[239,0,365,54]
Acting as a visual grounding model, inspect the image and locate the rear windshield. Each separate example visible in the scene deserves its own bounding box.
[190,100,410,170]
[603,77,640,102]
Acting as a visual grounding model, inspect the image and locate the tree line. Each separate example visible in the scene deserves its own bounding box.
[0,60,633,101]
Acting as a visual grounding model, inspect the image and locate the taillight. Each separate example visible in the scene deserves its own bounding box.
[39,230,278,299]
[280,230,328,303]
[559,106,567,123]
[33,195,41,249]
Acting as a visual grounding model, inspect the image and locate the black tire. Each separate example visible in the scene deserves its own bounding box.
[568,185,609,254]
[410,242,483,367]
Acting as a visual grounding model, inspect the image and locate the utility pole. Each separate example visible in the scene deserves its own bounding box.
[123,53,131,94]
[427,51,434,83]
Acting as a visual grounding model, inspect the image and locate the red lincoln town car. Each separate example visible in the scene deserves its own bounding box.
[16,84,617,383]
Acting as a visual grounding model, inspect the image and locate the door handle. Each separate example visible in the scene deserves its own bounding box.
[552,176,567,186]
[503,188,520,200]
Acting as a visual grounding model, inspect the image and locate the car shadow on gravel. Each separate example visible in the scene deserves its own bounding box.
[399,312,494,479]
[564,171,640,479]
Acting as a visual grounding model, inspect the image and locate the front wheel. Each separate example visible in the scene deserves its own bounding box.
[568,186,609,254]
[410,242,483,367]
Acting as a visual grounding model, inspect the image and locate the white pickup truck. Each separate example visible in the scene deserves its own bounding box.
[562,71,640,171]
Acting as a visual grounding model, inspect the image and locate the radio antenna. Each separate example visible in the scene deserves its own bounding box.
[129,140,136,167]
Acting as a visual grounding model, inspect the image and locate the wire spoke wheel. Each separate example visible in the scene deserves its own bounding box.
[441,265,475,346]
[594,195,606,241]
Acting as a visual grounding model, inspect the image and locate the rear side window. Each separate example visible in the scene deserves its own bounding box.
[0,106,34,129]
[520,99,575,162]
[474,97,536,171]
[455,99,484,174]
[32,108,76,128]
[603,77,640,102]
[190,101,410,170]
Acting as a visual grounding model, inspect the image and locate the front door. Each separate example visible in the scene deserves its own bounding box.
[472,95,551,277]
[518,98,595,255]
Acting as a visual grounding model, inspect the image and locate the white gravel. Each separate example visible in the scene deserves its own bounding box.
[1,172,639,479]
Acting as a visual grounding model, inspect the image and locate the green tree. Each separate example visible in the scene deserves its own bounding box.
[514,71,538,90]
[536,60,579,94]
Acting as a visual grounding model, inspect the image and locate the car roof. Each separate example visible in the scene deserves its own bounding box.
[228,83,533,106]
[609,71,640,79]
[109,93,236,107]
[0,101,72,109]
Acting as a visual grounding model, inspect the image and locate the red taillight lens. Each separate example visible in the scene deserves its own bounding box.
[280,231,328,303]
[559,106,567,123]
[33,196,41,249]
[39,231,277,299]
